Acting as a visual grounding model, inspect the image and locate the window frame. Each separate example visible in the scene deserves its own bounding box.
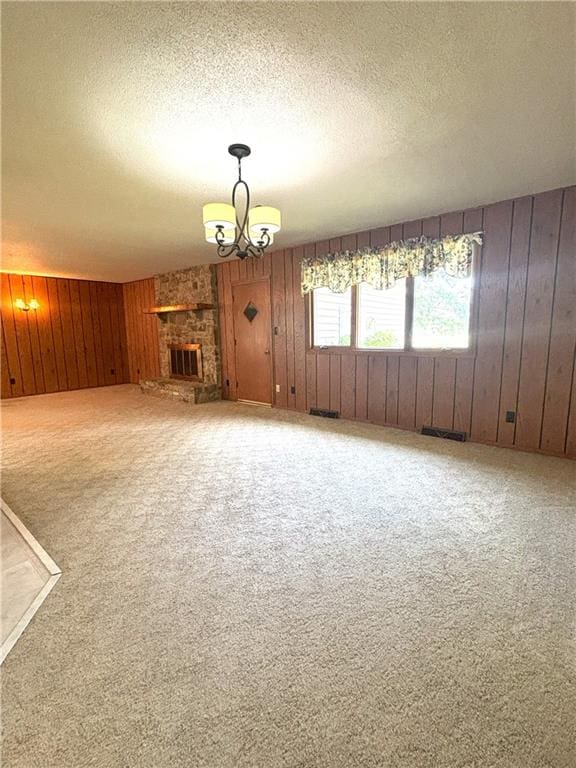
[307,265,479,358]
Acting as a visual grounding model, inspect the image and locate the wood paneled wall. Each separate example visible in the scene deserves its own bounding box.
[217,186,576,459]
[122,278,161,383]
[1,274,129,398]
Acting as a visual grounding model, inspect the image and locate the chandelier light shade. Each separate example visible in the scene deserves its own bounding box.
[202,203,236,229]
[249,205,282,236]
[202,144,281,260]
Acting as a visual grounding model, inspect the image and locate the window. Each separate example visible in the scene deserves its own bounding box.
[412,271,472,349]
[311,269,473,350]
[357,280,406,349]
[312,286,352,347]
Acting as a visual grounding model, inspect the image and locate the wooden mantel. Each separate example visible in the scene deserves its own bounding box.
[144,303,214,315]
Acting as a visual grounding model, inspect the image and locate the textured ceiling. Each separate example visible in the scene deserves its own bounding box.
[2,2,575,282]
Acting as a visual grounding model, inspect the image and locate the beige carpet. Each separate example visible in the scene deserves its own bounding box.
[1,384,575,768]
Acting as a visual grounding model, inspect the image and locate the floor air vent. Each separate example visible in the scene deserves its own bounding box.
[310,408,339,419]
[421,426,466,442]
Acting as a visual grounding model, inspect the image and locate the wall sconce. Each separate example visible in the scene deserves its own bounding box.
[15,298,40,312]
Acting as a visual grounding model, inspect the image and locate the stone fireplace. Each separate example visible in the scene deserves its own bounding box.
[140,265,221,404]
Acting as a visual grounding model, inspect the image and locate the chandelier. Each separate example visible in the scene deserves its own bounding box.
[202,144,281,260]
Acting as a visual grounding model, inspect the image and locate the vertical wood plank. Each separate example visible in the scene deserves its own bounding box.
[440,211,464,238]
[78,281,98,387]
[415,357,434,428]
[461,207,484,437]
[131,283,140,379]
[357,231,371,250]
[342,233,357,253]
[432,357,456,428]
[453,357,474,435]
[109,283,125,384]
[89,281,106,386]
[1,323,12,398]
[329,237,342,254]
[216,265,229,397]
[515,189,563,449]
[98,282,117,385]
[292,247,307,412]
[540,187,575,453]
[69,280,89,388]
[340,354,356,420]
[470,200,513,442]
[403,221,423,239]
[103,283,120,384]
[355,355,368,421]
[284,249,296,409]
[1,274,24,397]
[58,279,80,389]
[271,250,288,407]
[22,275,46,393]
[30,276,59,393]
[497,197,533,445]
[46,278,68,390]
[316,354,330,410]
[367,355,386,424]
[385,355,399,424]
[306,352,317,411]
[421,217,440,238]
[10,274,38,395]
[115,283,129,383]
[398,356,417,429]
[370,228,390,248]
[437,213,463,432]
[122,282,136,382]
[329,354,341,413]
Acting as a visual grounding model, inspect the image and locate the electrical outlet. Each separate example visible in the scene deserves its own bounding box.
[275,384,280,393]
[505,411,516,423]
[290,386,296,394]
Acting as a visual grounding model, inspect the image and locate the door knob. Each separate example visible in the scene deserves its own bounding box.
[264,349,270,355]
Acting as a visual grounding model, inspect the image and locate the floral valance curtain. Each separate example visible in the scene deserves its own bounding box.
[301,232,483,294]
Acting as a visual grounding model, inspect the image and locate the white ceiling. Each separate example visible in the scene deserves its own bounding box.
[2,1,575,282]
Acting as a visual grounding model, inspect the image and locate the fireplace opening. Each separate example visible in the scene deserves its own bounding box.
[168,343,203,381]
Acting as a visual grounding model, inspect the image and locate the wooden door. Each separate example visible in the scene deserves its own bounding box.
[232,279,272,404]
